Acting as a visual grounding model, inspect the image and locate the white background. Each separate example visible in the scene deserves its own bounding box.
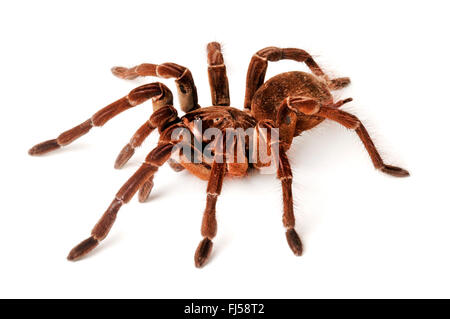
[1,0,449,298]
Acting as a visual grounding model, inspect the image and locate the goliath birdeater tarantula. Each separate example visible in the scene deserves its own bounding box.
[29,42,409,267]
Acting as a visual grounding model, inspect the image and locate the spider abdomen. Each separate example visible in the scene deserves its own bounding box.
[251,71,333,133]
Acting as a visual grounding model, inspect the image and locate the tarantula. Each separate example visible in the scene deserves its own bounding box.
[29,42,409,267]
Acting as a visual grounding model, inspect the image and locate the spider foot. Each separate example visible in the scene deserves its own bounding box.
[138,179,154,203]
[380,165,410,177]
[115,143,135,169]
[286,228,303,256]
[111,66,139,80]
[67,236,99,261]
[28,139,60,155]
[168,159,185,172]
[194,237,213,268]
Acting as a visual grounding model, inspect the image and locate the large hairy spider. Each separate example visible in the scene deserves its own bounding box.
[29,42,409,267]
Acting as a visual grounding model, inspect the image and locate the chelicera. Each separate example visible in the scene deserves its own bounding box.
[29,42,409,267]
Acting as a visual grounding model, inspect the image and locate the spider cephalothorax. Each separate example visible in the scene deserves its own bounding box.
[29,42,409,267]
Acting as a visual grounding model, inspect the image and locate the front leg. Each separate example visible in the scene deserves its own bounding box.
[67,141,177,261]
[29,82,171,156]
[112,62,199,113]
[194,161,226,268]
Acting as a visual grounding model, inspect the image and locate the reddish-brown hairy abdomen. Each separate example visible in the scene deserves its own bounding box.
[251,71,333,133]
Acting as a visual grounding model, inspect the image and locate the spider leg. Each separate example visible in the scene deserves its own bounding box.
[206,42,230,106]
[137,175,154,203]
[136,159,185,204]
[114,92,186,172]
[244,46,350,110]
[194,160,226,268]
[285,97,410,177]
[118,113,188,204]
[111,62,199,113]
[114,120,156,169]
[278,148,303,256]
[29,82,172,156]
[67,140,178,261]
[252,119,302,255]
[167,158,185,172]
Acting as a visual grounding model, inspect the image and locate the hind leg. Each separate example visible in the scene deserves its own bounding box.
[284,97,410,177]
